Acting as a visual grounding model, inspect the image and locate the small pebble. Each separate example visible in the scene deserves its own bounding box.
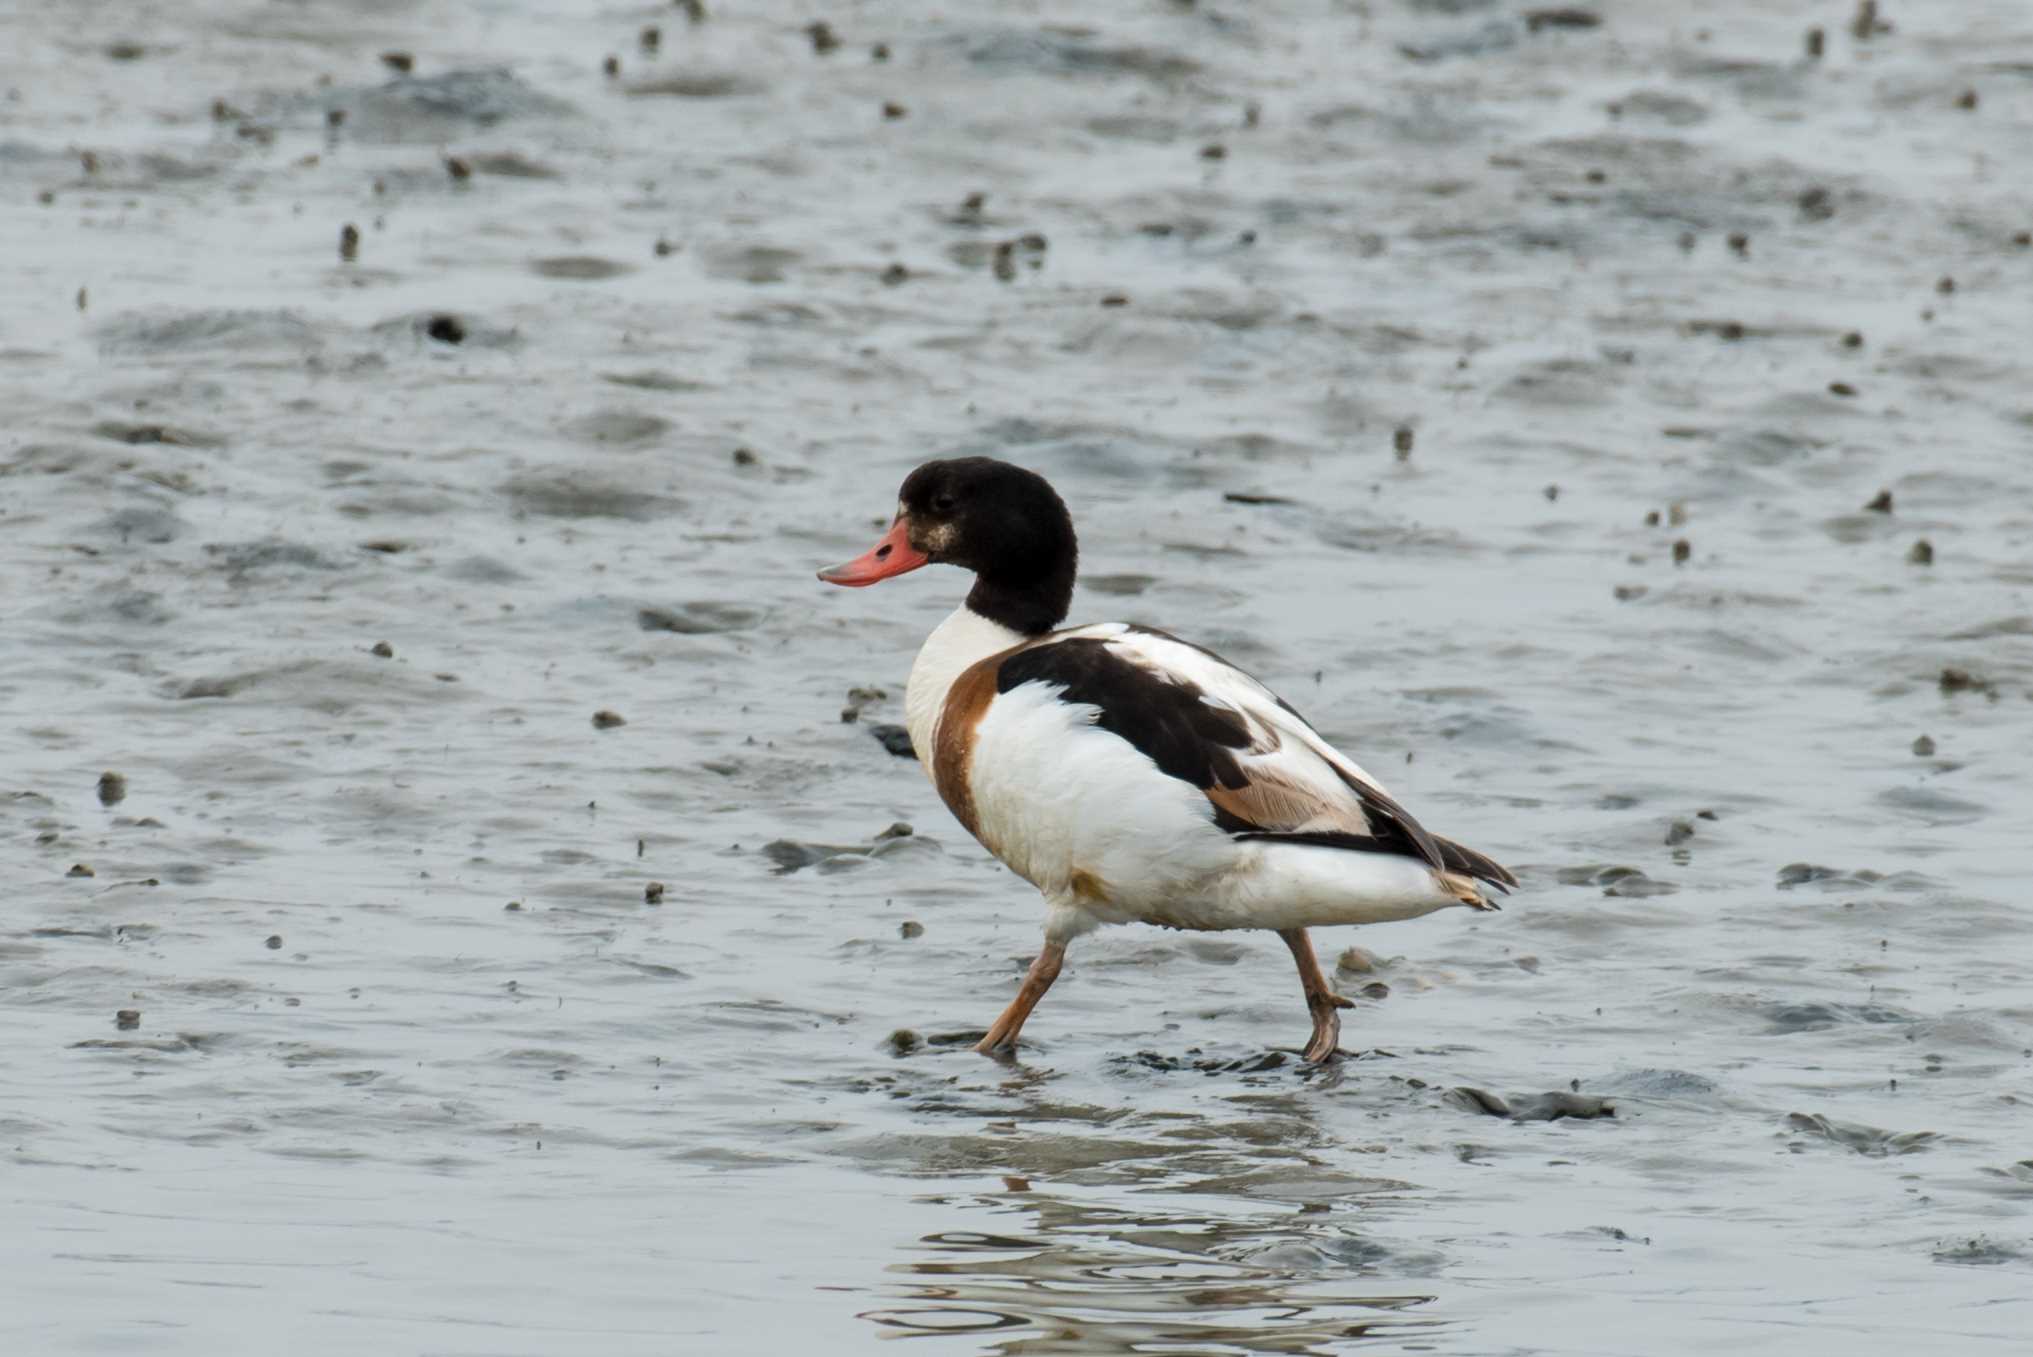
[1955,89,1978,111]
[339,222,360,262]
[887,1028,920,1055]
[1672,538,1691,564]
[899,920,924,939]
[1523,8,1601,31]
[369,640,394,658]
[603,55,621,79]
[645,882,666,904]
[732,446,757,466]
[1336,946,1383,973]
[875,821,913,840]
[380,51,414,73]
[1829,381,1857,397]
[265,934,283,950]
[871,43,891,62]
[1842,331,1864,348]
[679,0,707,23]
[640,25,661,53]
[425,314,465,344]
[1199,143,1227,160]
[1865,490,1893,513]
[1544,484,1559,501]
[1912,735,1936,756]
[1393,426,1414,459]
[592,709,627,729]
[97,771,127,806]
[807,21,839,55]
[882,101,906,120]
[1907,539,1934,565]
[1665,819,1695,845]
[505,900,524,911]
[116,1009,141,1030]
[1726,232,1749,258]
[2014,231,2031,248]
[326,108,346,129]
[77,286,88,312]
[1805,26,1825,58]
[68,863,96,878]
[445,155,472,182]
[1099,293,1129,307]
[1936,276,1955,295]
[880,262,909,285]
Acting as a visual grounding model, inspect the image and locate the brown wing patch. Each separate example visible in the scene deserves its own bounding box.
[931,654,1005,840]
[1204,769,1370,837]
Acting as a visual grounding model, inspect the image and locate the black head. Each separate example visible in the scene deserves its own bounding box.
[818,457,1078,634]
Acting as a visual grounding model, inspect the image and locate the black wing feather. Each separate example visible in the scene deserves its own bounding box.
[997,634,1512,889]
[996,638,1253,790]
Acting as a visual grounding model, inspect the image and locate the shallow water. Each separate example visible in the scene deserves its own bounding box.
[4,1,2032,1352]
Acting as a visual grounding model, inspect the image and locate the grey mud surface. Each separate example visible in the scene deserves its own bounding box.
[4,3,2031,1353]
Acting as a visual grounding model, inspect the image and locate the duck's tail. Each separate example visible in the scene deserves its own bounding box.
[1434,835,1517,910]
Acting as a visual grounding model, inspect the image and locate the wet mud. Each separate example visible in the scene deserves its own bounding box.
[4,1,2033,1353]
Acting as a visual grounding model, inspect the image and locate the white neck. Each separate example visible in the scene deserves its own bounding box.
[904,605,1027,766]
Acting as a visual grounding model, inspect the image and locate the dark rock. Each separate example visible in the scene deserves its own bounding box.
[868,724,916,758]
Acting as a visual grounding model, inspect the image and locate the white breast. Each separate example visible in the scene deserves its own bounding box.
[903,605,1024,767]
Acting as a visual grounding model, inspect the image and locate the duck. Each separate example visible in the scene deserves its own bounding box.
[818,457,1515,1063]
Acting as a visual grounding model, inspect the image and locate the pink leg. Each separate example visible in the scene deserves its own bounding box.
[1280,928,1354,1063]
[975,941,1066,1058]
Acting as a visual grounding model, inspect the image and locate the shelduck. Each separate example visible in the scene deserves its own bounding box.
[819,457,1515,1062]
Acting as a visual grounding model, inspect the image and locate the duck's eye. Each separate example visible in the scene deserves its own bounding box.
[932,493,958,513]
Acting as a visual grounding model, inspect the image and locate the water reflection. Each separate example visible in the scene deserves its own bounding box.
[860,1190,1440,1353]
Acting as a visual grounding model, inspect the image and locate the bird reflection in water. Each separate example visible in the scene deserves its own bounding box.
[857,1191,1441,1353]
